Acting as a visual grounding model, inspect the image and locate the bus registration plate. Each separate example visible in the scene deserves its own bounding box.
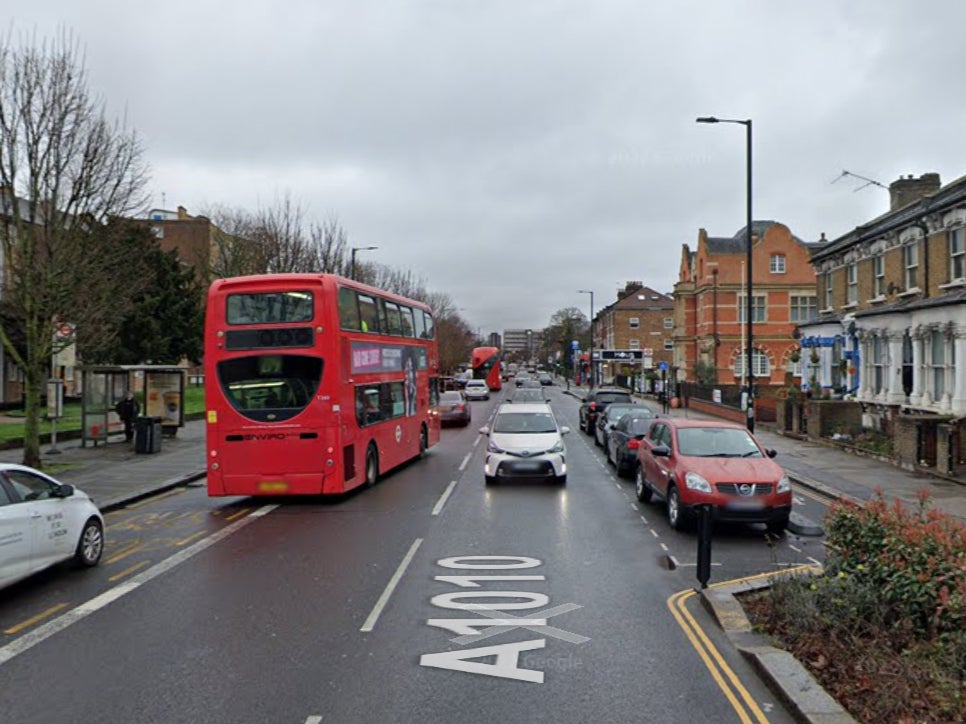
[258,480,289,493]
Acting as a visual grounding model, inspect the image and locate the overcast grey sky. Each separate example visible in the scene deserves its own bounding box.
[10,2,966,335]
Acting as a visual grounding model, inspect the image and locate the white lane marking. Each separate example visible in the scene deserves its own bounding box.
[305,717,323,724]
[788,544,802,553]
[807,556,823,567]
[660,543,669,552]
[650,529,659,538]
[459,452,472,471]
[630,503,639,511]
[0,504,278,668]
[640,515,649,524]
[432,481,458,516]
[614,483,621,490]
[793,495,805,505]
[472,435,481,448]
[360,537,423,632]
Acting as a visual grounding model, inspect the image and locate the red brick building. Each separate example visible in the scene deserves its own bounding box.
[594,282,674,385]
[674,222,820,388]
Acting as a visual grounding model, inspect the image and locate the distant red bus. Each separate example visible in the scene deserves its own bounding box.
[471,347,502,391]
[204,273,441,496]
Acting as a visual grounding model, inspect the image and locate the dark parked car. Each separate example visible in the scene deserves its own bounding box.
[438,390,471,426]
[510,387,548,404]
[606,413,659,478]
[594,403,653,453]
[518,379,543,390]
[578,387,633,434]
[537,372,553,386]
[634,418,792,533]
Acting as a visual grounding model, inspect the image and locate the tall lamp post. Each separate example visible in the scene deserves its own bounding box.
[696,116,754,432]
[350,245,378,280]
[578,289,595,388]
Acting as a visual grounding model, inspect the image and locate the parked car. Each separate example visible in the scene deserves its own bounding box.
[537,372,553,386]
[479,403,569,485]
[518,379,543,389]
[578,387,633,434]
[464,379,490,400]
[510,387,548,404]
[606,413,660,478]
[634,418,792,533]
[438,390,471,426]
[0,464,105,590]
[594,403,653,452]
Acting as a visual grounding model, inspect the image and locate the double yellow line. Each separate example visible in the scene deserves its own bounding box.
[667,586,769,723]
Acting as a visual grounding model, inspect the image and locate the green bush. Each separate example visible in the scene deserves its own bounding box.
[824,490,966,635]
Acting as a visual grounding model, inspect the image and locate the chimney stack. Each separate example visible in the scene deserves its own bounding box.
[889,173,941,211]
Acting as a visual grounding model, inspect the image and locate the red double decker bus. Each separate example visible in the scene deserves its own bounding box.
[204,273,441,496]
[471,347,502,391]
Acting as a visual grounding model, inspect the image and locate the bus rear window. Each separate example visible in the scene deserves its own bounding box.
[227,292,314,324]
[218,354,322,422]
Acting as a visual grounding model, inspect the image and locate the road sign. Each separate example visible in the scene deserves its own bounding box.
[592,349,644,361]
[658,361,669,372]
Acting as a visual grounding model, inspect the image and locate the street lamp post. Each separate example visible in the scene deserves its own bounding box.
[578,289,595,388]
[696,116,754,432]
[350,246,378,280]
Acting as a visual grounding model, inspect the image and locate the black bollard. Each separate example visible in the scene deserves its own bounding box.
[696,504,713,589]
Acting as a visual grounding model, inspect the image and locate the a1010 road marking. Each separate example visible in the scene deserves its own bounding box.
[420,556,587,683]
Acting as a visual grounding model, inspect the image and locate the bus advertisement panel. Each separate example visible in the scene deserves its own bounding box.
[471,347,502,391]
[204,273,440,496]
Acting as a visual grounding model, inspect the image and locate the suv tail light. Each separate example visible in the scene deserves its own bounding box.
[627,439,641,450]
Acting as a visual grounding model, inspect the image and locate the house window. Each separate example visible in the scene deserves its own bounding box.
[824,270,834,308]
[738,295,766,323]
[629,339,640,350]
[790,296,817,322]
[904,243,919,289]
[663,339,674,350]
[930,329,945,399]
[846,263,858,304]
[629,317,639,329]
[873,254,885,297]
[787,357,803,378]
[770,254,786,273]
[872,335,885,394]
[950,228,965,281]
[663,317,673,329]
[734,350,770,378]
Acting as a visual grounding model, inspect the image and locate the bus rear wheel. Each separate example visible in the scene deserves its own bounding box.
[365,445,379,487]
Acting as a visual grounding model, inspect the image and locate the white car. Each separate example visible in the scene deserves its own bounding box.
[480,403,569,485]
[464,379,490,400]
[0,464,105,590]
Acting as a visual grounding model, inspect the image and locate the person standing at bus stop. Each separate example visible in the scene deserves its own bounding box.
[115,391,140,443]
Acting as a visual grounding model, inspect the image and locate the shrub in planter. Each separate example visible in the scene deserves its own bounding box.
[824,490,966,636]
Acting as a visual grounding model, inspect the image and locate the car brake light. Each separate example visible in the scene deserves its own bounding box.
[589,402,596,411]
[627,439,640,449]
[456,404,464,410]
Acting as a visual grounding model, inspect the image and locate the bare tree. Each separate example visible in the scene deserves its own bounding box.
[203,204,264,281]
[0,30,149,467]
[308,216,350,274]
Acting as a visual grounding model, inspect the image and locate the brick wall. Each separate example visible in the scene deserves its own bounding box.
[804,400,863,438]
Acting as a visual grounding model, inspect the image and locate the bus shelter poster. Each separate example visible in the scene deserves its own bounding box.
[145,372,185,427]
[350,342,427,374]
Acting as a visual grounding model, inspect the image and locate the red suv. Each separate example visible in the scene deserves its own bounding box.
[634,418,792,533]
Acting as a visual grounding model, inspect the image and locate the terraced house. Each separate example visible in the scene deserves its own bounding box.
[799,172,966,476]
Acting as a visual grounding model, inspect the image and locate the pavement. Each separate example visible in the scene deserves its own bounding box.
[0,418,208,511]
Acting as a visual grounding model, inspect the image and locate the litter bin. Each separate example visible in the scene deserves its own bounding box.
[134,416,162,454]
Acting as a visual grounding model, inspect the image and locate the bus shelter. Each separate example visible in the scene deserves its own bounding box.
[79,365,187,446]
